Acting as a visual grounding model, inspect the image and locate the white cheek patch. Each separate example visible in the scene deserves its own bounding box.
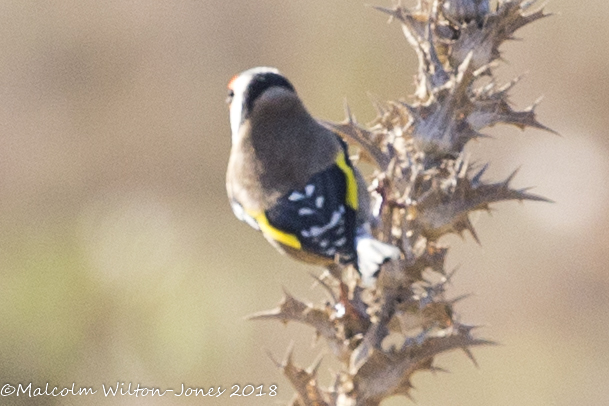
[229,74,250,142]
[228,67,282,144]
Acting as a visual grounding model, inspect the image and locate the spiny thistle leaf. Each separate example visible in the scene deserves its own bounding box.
[247,289,338,340]
[415,165,550,240]
[271,346,331,406]
[343,324,495,404]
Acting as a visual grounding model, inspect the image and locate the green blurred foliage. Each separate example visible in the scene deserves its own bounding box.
[0,0,607,405]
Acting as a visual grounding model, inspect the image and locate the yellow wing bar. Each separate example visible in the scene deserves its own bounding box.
[335,151,358,211]
[250,211,302,249]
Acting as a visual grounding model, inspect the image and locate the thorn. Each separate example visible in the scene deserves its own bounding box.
[283,341,296,366]
[404,389,417,403]
[429,365,450,374]
[343,99,356,124]
[503,167,521,187]
[472,131,493,141]
[459,323,483,335]
[444,266,459,283]
[516,188,554,203]
[245,307,286,322]
[449,293,473,304]
[394,379,417,400]
[368,92,387,115]
[473,63,495,78]
[461,346,479,368]
[370,5,402,21]
[456,51,474,83]
[472,163,489,185]
[425,22,448,86]
[525,97,560,135]
[461,155,470,177]
[308,272,338,303]
[529,95,544,110]
[536,123,560,136]
[265,348,282,368]
[464,217,481,245]
[398,100,418,116]
[497,73,526,94]
[542,10,555,19]
[307,353,324,376]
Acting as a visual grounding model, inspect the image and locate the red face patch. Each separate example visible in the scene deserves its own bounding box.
[227,74,239,91]
[226,75,239,106]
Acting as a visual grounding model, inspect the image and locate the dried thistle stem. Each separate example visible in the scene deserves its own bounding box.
[252,1,553,404]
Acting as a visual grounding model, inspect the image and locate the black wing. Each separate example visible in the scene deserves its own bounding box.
[265,164,357,264]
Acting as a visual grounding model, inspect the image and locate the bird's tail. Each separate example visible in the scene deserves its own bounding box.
[355,231,400,287]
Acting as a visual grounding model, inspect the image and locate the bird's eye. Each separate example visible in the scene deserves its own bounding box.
[226,89,235,105]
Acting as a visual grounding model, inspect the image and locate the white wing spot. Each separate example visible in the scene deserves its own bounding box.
[289,191,305,201]
[298,207,314,216]
[301,230,311,238]
[325,247,337,256]
[334,237,347,247]
[320,239,329,248]
[315,196,325,208]
[308,210,342,237]
[305,185,315,197]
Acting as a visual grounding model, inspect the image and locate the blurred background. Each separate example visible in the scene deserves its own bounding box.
[0,0,607,405]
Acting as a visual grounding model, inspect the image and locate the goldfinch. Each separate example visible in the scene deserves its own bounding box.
[226,67,399,285]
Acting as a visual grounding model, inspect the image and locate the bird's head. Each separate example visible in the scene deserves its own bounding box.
[227,67,300,142]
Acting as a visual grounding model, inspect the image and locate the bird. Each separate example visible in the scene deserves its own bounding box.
[225,66,400,286]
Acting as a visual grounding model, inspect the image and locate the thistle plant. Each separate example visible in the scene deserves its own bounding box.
[249,1,552,404]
